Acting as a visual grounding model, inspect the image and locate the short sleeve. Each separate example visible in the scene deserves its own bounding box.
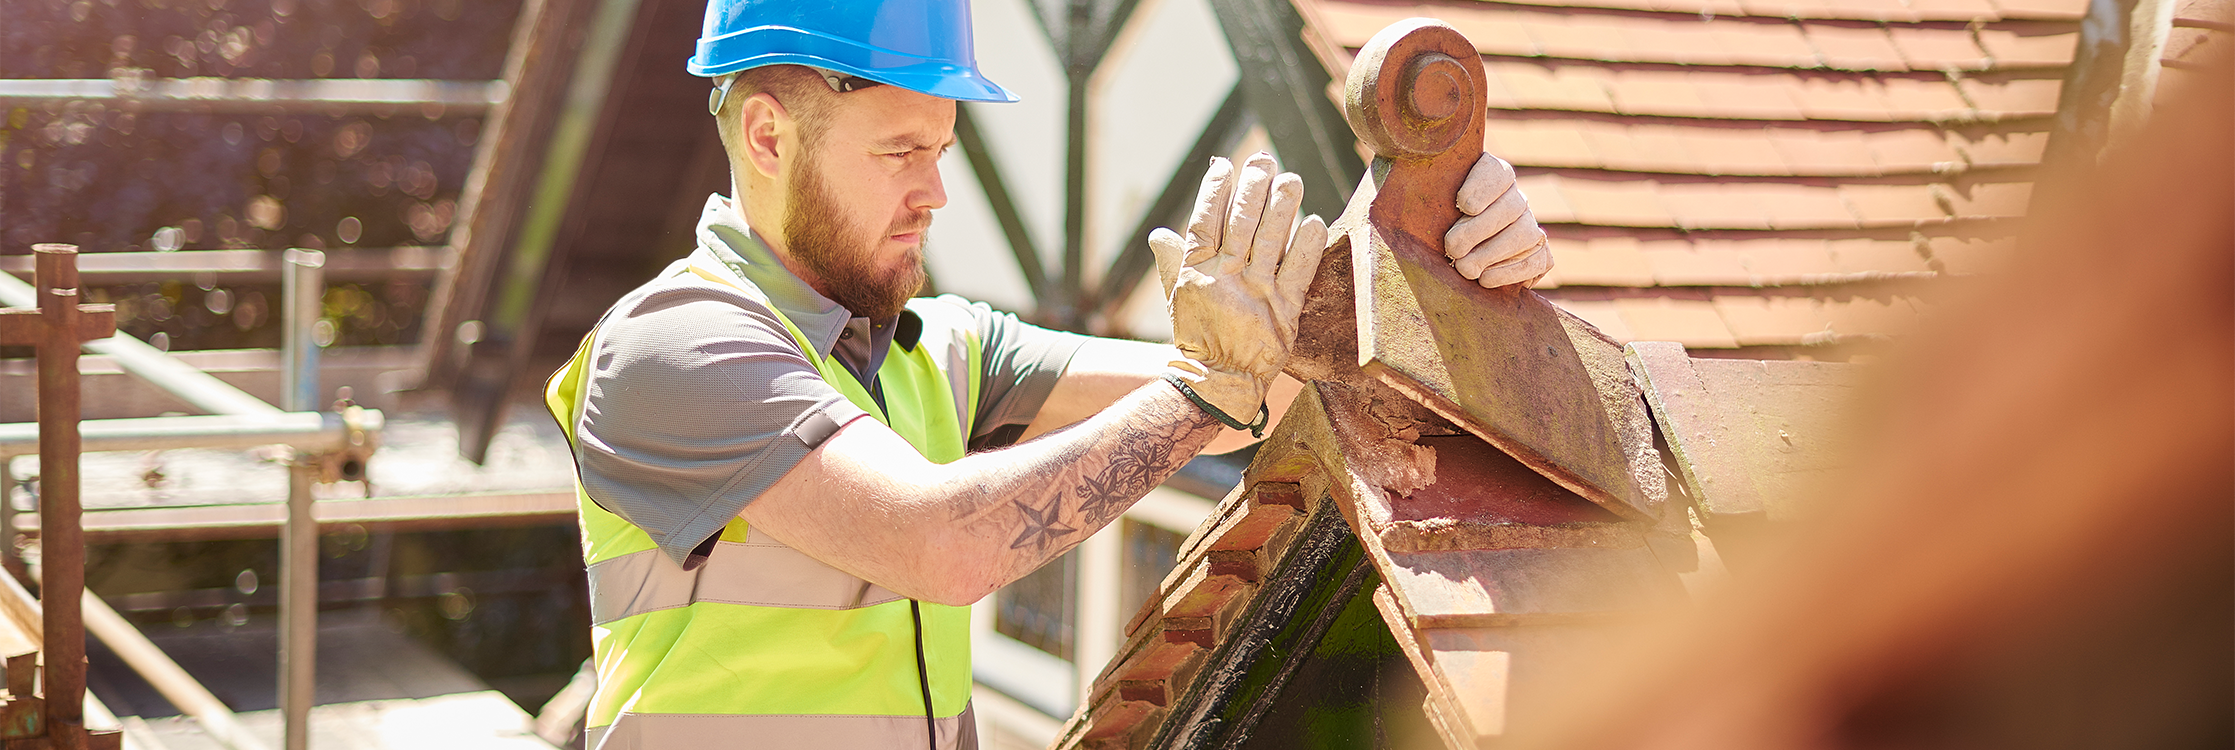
[914,295,1089,451]
[573,278,869,569]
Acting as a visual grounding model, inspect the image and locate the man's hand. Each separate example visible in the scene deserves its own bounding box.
[1148,153,1327,425]
[1445,153,1553,288]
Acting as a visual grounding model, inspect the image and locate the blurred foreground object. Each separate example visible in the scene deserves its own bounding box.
[1508,44,2233,750]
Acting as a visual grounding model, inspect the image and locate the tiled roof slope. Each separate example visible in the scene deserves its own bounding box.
[1295,0,2089,355]
[2164,0,2232,102]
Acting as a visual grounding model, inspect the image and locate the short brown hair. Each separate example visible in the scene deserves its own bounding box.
[713,65,840,154]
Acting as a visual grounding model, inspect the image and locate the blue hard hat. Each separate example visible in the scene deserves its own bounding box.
[689,0,1018,103]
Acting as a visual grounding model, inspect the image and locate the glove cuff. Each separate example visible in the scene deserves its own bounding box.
[1163,362,1269,434]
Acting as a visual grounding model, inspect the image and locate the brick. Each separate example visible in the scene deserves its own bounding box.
[1253,483,1305,510]
[1160,567,1249,620]
[1081,700,1160,744]
[1204,501,1298,552]
[1115,633,1203,682]
[1117,680,1168,707]
[1206,548,1261,583]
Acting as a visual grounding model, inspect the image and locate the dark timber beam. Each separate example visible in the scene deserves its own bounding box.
[1208,0,1362,224]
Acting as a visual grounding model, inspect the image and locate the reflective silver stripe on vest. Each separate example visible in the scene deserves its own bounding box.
[587,705,978,750]
[587,526,904,625]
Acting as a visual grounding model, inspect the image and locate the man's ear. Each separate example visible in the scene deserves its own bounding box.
[737,92,790,181]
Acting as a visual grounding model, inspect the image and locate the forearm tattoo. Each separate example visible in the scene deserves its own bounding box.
[979,386,1221,565]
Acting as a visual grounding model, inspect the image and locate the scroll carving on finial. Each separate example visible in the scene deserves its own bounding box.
[1341,18,1489,262]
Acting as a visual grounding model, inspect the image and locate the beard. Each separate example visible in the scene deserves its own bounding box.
[782,155,930,321]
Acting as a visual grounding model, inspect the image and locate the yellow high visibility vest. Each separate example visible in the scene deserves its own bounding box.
[546,250,983,748]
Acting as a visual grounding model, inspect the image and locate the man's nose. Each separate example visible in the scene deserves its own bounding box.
[914,163,948,212]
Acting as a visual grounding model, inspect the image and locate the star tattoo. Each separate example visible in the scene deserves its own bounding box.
[1008,496,1078,553]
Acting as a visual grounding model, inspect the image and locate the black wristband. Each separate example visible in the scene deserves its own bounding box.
[1161,373,1269,438]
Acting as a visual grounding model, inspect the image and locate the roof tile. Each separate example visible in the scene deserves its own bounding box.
[1838,183,1948,223]
[1486,119,1602,168]
[1490,62,1619,113]
[1950,128,2050,166]
[1713,294,1831,344]
[2173,0,2234,23]
[1863,127,1963,170]
[1515,174,1577,223]
[1550,298,1637,341]
[1685,127,1791,175]
[1800,22,1910,70]
[1768,127,1881,173]
[1974,24,2082,66]
[1618,296,1740,347]
[1792,75,1900,120]
[1954,73,2065,115]
[1948,181,2032,217]
[1751,183,1864,229]
[1926,235,2017,274]
[1907,0,2008,20]
[1643,240,1754,284]
[1660,183,1770,229]
[1606,69,1710,117]
[1877,75,1975,117]
[2163,25,2224,65]
[1687,73,1811,120]
[1887,25,1993,70]
[1553,176,1675,226]
[1544,236,1659,286]
[1741,238,1845,282]
[1988,0,2090,19]
[1705,18,1824,67]
[1822,295,1921,337]
[1827,237,1932,273]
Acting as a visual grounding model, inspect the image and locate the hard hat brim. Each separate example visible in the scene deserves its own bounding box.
[688,28,1019,104]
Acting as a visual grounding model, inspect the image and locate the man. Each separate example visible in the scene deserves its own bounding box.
[544,0,1554,747]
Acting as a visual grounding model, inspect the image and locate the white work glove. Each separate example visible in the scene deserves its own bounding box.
[1445,153,1553,288]
[1150,153,1328,433]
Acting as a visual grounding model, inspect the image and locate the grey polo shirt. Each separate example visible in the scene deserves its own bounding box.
[570,195,1088,568]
